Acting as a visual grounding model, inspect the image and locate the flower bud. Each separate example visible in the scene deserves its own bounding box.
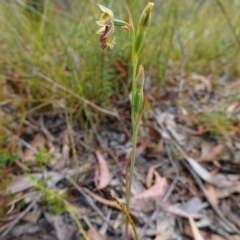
[133,65,145,113]
[133,90,143,113]
[138,2,154,32]
[113,19,128,27]
[135,2,154,54]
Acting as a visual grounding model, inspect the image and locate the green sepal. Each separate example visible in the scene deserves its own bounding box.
[113,19,128,26]
[135,30,146,55]
[133,89,143,113]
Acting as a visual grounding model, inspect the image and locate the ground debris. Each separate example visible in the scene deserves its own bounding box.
[1,71,240,240]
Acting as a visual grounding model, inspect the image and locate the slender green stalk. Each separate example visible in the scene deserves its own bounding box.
[40,0,49,37]
[95,4,154,239]
[130,34,138,125]
[124,31,140,240]
[125,124,139,239]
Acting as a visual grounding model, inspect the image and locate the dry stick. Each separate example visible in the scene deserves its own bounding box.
[1,126,38,154]
[36,71,130,143]
[139,143,179,239]
[182,160,240,235]
[66,176,116,231]
[39,114,55,142]
[36,72,120,119]
[65,110,79,167]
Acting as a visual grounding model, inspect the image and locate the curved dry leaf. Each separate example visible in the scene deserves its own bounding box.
[5,172,63,194]
[146,162,163,188]
[199,144,224,162]
[94,151,112,190]
[188,215,204,240]
[215,183,240,199]
[191,73,212,93]
[59,131,70,168]
[87,228,113,240]
[190,73,212,102]
[227,100,240,115]
[211,234,240,240]
[53,215,74,240]
[133,177,167,200]
[206,183,218,206]
[131,178,168,212]
[166,205,203,219]
[143,124,163,153]
[186,157,234,188]
[182,125,209,135]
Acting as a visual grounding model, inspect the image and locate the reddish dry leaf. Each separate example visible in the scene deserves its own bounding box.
[199,144,224,162]
[0,194,8,209]
[94,151,112,190]
[133,177,167,200]
[182,125,209,135]
[87,228,113,240]
[143,124,163,153]
[137,135,151,153]
[130,177,168,211]
[23,133,47,162]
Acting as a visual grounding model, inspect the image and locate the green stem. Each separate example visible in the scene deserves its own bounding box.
[125,33,139,240]
[125,123,139,238]
[131,34,138,126]
[40,0,49,37]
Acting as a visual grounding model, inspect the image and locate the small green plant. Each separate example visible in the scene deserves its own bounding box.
[29,179,89,240]
[0,152,17,169]
[34,146,55,167]
[96,3,154,239]
[40,189,67,214]
[198,110,237,139]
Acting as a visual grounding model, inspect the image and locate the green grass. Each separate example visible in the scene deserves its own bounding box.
[0,0,240,126]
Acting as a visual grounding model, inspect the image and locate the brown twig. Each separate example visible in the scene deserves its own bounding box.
[1,126,38,154]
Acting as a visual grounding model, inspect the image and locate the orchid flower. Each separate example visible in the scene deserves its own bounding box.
[96,5,116,49]
[96,5,129,49]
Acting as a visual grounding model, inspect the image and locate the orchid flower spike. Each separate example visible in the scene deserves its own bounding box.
[96,5,115,49]
[96,5,128,49]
